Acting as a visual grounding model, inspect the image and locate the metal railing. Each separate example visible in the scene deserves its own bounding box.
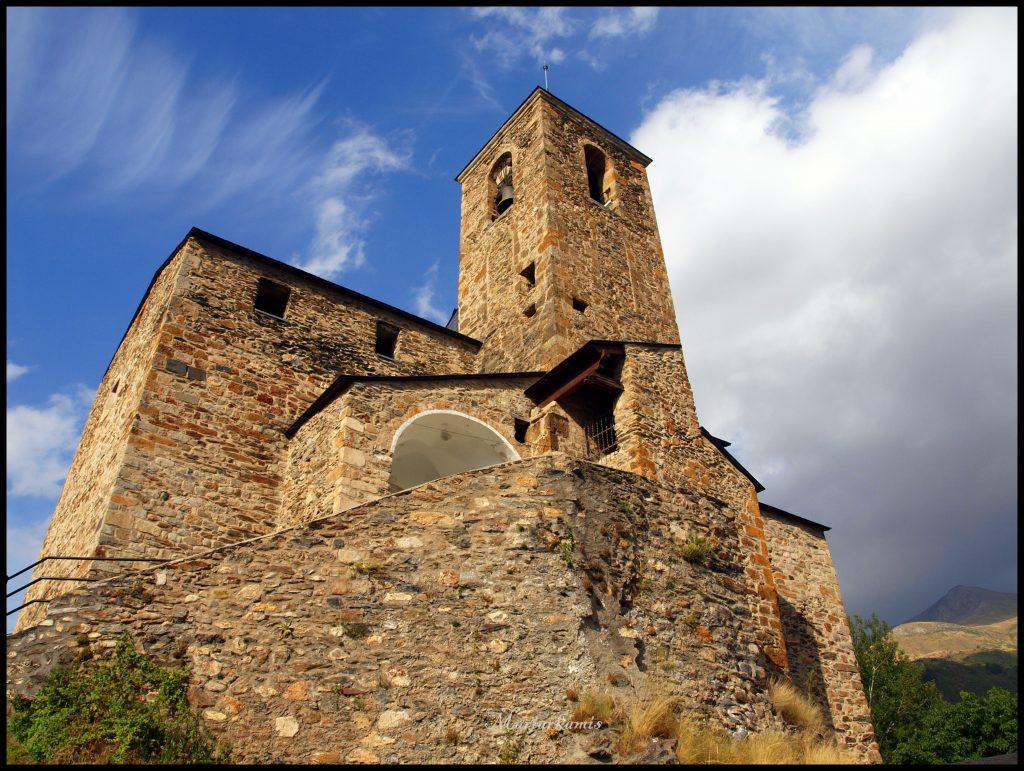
[6,556,169,617]
[584,413,618,457]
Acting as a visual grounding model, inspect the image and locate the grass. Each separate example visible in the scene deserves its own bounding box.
[768,678,825,733]
[497,735,524,764]
[8,633,229,764]
[558,538,574,568]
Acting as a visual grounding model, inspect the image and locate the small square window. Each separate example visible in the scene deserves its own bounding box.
[255,278,290,318]
[375,321,400,359]
[572,297,588,313]
[520,262,536,286]
[523,304,537,318]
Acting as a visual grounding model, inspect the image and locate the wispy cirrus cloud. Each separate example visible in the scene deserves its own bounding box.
[6,8,330,208]
[7,362,30,382]
[6,386,94,498]
[7,8,413,281]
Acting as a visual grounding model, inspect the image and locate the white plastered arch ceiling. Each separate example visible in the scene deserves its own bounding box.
[387,410,520,492]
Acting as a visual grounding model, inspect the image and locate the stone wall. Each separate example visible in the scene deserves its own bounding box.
[456,90,680,373]
[16,233,480,632]
[761,508,881,762]
[457,97,555,371]
[15,252,188,631]
[537,96,680,359]
[8,457,824,764]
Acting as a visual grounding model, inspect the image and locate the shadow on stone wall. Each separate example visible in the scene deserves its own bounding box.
[776,594,835,731]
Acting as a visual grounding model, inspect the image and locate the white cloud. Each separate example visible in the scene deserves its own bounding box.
[471,7,575,66]
[315,130,410,189]
[590,8,658,39]
[302,197,366,277]
[413,262,448,324]
[632,7,1017,622]
[7,361,29,382]
[294,126,412,280]
[6,386,93,498]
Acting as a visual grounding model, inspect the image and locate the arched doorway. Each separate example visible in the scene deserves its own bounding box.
[388,410,519,491]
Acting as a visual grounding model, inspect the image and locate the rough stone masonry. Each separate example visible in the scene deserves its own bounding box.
[9,87,880,762]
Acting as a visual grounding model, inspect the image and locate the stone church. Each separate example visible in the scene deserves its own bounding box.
[9,88,879,763]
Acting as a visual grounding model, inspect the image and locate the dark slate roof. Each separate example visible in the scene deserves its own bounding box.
[758,502,831,533]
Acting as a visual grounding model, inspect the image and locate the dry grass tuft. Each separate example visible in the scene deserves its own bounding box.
[616,692,678,756]
[673,713,858,764]
[799,735,857,764]
[567,680,856,765]
[768,678,825,733]
[675,714,737,764]
[571,690,617,727]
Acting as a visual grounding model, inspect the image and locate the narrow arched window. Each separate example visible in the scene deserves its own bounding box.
[492,153,513,216]
[584,145,606,204]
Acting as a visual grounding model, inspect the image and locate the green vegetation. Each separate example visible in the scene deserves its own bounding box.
[8,634,230,764]
[341,622,370,639]
[920,650,1018,703]
[850,613,1017,763]
[680,536,712,564]
[558,537,574,568]
[617,500,634,514]
[497,734,524,764]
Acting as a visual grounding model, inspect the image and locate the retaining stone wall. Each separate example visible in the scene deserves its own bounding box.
[9,457,810,764]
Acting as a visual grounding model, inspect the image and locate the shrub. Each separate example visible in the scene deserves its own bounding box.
[8,633,229,764]
[680,536,713,564]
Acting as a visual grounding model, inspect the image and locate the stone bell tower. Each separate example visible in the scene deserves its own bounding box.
[455,88,680,372]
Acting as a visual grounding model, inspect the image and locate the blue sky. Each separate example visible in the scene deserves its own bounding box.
[6,7,1018,631]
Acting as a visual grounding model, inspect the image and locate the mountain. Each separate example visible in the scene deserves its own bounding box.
[893,616,1017,661]
[893,586,1018,702]
[906,585,1017,626]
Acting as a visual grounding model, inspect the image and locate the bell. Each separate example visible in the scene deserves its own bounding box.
[496,184,514,214]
